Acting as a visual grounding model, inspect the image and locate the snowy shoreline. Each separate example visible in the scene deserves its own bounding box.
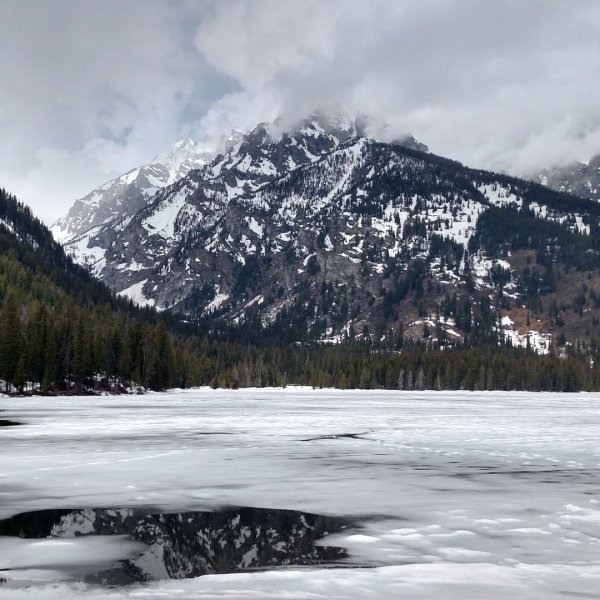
[3,384,600,400]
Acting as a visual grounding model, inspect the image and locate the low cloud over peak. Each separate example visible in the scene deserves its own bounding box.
[1,0,599,222]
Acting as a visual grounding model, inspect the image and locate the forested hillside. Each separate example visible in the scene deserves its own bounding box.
[3,184,600,394]
[0,187,208,392]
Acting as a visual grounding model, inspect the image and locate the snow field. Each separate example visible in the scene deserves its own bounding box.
[1,388,599,598]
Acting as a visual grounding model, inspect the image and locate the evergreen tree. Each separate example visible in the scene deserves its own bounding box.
[0,294,21,391]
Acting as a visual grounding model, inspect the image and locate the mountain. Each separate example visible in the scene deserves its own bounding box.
[58,113,423,286]
[536,154,600,201]
[54,114,600,356]
[51,138,215,258]
[0,183,600,394]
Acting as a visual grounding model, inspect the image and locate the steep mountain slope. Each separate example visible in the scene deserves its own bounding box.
[59,115,427,292]
[536,154,600,201]
[56,115,600,352]
[51,138,215,252]
[59,115,427,278]
[0,186,125,307]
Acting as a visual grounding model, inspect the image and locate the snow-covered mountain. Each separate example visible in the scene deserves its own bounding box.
[51,138,215,247]
[54,113,600,350]
[56,113,423,280]
[536,153,600,201]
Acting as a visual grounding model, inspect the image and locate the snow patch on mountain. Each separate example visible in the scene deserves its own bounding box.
[66,227,107,271]
[142,190,188,240]
[206,292,229,313]
[528,202,590,235]
[117,279,155,308]
[478,183,523,209]
[499,315,552,355]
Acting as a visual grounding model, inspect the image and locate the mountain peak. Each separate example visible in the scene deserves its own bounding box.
[535,151,600,201]
[223,129,247,153]
[153,137,214,183]
[53,113,428,247]
[230,112,428,167]
[53,136,216,244]
[588,153,600,171]
[295,112,357,137]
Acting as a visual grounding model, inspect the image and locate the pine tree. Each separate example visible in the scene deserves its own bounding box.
[72,312,90,389]
[146,321,176,391]
[13,354,27,392]
[359,365,372,389]
[0,295,22,391]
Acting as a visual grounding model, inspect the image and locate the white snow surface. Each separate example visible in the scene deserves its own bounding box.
[501,327,553,355]
[141,189,188,239]
[246,216,264,238]
[1,389,600,598]
[478,183,523,209]
[116,279,155,308]
[205,292,229,313]
[63,227,106,269]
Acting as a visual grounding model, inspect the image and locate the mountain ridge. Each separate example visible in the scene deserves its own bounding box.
[535,153,600,202]
[53,114,600,353]
[51,138,216,245]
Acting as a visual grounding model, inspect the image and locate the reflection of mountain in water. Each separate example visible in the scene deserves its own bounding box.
[0,507,350,584]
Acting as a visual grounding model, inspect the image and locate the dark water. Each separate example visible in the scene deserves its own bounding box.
[0,506,350,585]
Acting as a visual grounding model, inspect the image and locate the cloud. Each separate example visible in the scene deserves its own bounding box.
[1,0,600,223]
[194,0,600,174]
[0,0,227,222]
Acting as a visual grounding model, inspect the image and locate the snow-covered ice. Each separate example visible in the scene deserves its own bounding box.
[1,389,600,598]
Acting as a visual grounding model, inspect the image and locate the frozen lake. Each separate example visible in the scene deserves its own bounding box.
[1,389,600,599]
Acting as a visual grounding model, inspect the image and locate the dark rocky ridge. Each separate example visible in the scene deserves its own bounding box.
[536,154,600,202]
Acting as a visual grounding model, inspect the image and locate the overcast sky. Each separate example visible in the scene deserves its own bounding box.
[1,0,600,223]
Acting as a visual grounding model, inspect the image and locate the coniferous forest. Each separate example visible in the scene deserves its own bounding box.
[2,186,600,394]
